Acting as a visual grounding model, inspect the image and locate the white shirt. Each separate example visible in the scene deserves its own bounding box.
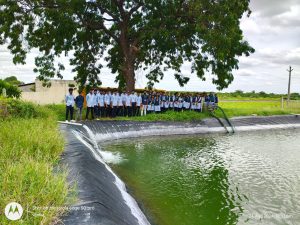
[125,95,131,106]
[65,94,75,107]
[98,94,104,107]
[137,95,142,106]
[117,95,123,106]
[111,94,118,106]
[130,94,137,103]
[86,93,94,107]
[104,94,111,105]
[93,94,98,106]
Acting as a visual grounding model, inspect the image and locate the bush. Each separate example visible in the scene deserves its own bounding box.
[0,79,21,98]
[0,97,48,119]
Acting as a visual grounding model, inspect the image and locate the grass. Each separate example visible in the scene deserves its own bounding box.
[217,101,300,118]
[0,98,74,224]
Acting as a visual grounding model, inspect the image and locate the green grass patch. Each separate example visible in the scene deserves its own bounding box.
[217,101,300,118]
[0,98,74,224]
[116,110,211,122]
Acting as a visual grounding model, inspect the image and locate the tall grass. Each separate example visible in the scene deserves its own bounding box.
[0,99,73,224]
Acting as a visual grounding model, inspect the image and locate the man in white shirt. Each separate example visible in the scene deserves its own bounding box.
[111,91,118,118]
[94,89,99,119]
[104,91,111,117]
[117,92,123,116]
[98,91,105,118]
[136,92,142,116]
[85,89,95,120]
[130,91,137,116]
[65,88,75,122]
[125,92,131,116]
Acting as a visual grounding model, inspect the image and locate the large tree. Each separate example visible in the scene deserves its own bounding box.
[0,0,254,91]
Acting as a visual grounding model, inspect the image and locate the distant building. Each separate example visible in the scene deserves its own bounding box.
[19,79,78,105]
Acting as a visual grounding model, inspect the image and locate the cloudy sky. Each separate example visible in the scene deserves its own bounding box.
[0,0,300,94]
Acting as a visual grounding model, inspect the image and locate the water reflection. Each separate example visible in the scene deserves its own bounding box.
[103,129,300,225]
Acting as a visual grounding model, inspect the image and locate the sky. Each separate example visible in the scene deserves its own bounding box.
[0,0,300,94]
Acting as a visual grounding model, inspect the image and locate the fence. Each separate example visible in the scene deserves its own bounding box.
[281,98,300,109]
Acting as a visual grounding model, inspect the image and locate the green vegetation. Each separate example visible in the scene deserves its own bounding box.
[117,110,211,122]
[1,0,253,91]
[218,90,300,100]
[217,101,300,118]
[3,76,23,86]
[0,97,73,225]
[0,79,21,98]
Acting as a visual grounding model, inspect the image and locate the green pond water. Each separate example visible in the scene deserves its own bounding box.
[103,129,300,225]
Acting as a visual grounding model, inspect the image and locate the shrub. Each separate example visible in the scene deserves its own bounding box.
[0,79,21,98]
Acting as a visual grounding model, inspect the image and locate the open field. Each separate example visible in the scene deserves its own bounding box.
[0,98,73,224]
[218,100,300,118]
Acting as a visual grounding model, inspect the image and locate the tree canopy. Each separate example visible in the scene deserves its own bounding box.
[0,0,254,91]
[3,76,24,85]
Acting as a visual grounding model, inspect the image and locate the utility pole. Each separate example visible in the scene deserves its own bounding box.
[287,66,293,105]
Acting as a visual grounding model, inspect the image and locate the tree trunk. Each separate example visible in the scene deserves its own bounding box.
[119,21,137,92]
[124,60,135,92]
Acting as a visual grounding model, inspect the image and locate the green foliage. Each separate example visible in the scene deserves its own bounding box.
[0,0,254,90]
[0,79,21,98]
[218,91,300,100]
[3,75,23,85]
[118,110,211,122]
[0,97,48,119]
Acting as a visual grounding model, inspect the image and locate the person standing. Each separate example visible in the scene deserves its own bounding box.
[154,95,161,113]
[104,91,111,117]
[214,94,219,109]
[130,91,137,116]
[111,91,118,118]
[141,92,148,116]
[125,92,131,116]
[75,91,84,121]
[136,92,142,116]
[94,89,99,119]
[65,88,75,122]
[86,89,94,120]
[178,95,183,112]
[117,92,123,116]
[98,91,105,118]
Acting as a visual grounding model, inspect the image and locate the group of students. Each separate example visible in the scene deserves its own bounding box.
[65,88,219,121]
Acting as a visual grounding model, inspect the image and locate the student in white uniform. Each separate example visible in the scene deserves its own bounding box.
[178,95,183,112]
[147,95,154,114]
[136,93,142,116]
[111,91,118,118]
[197,95,203,112]
[154,95,161,113]
[125,92,131,117]
[98,91,105,118]
[85,89,94,120]
[94,89,99,119]
[141,92,148,116]
[117,92,123,116]
[65,88,75,122]
[130,91,137,116]
[104,91,111,117]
